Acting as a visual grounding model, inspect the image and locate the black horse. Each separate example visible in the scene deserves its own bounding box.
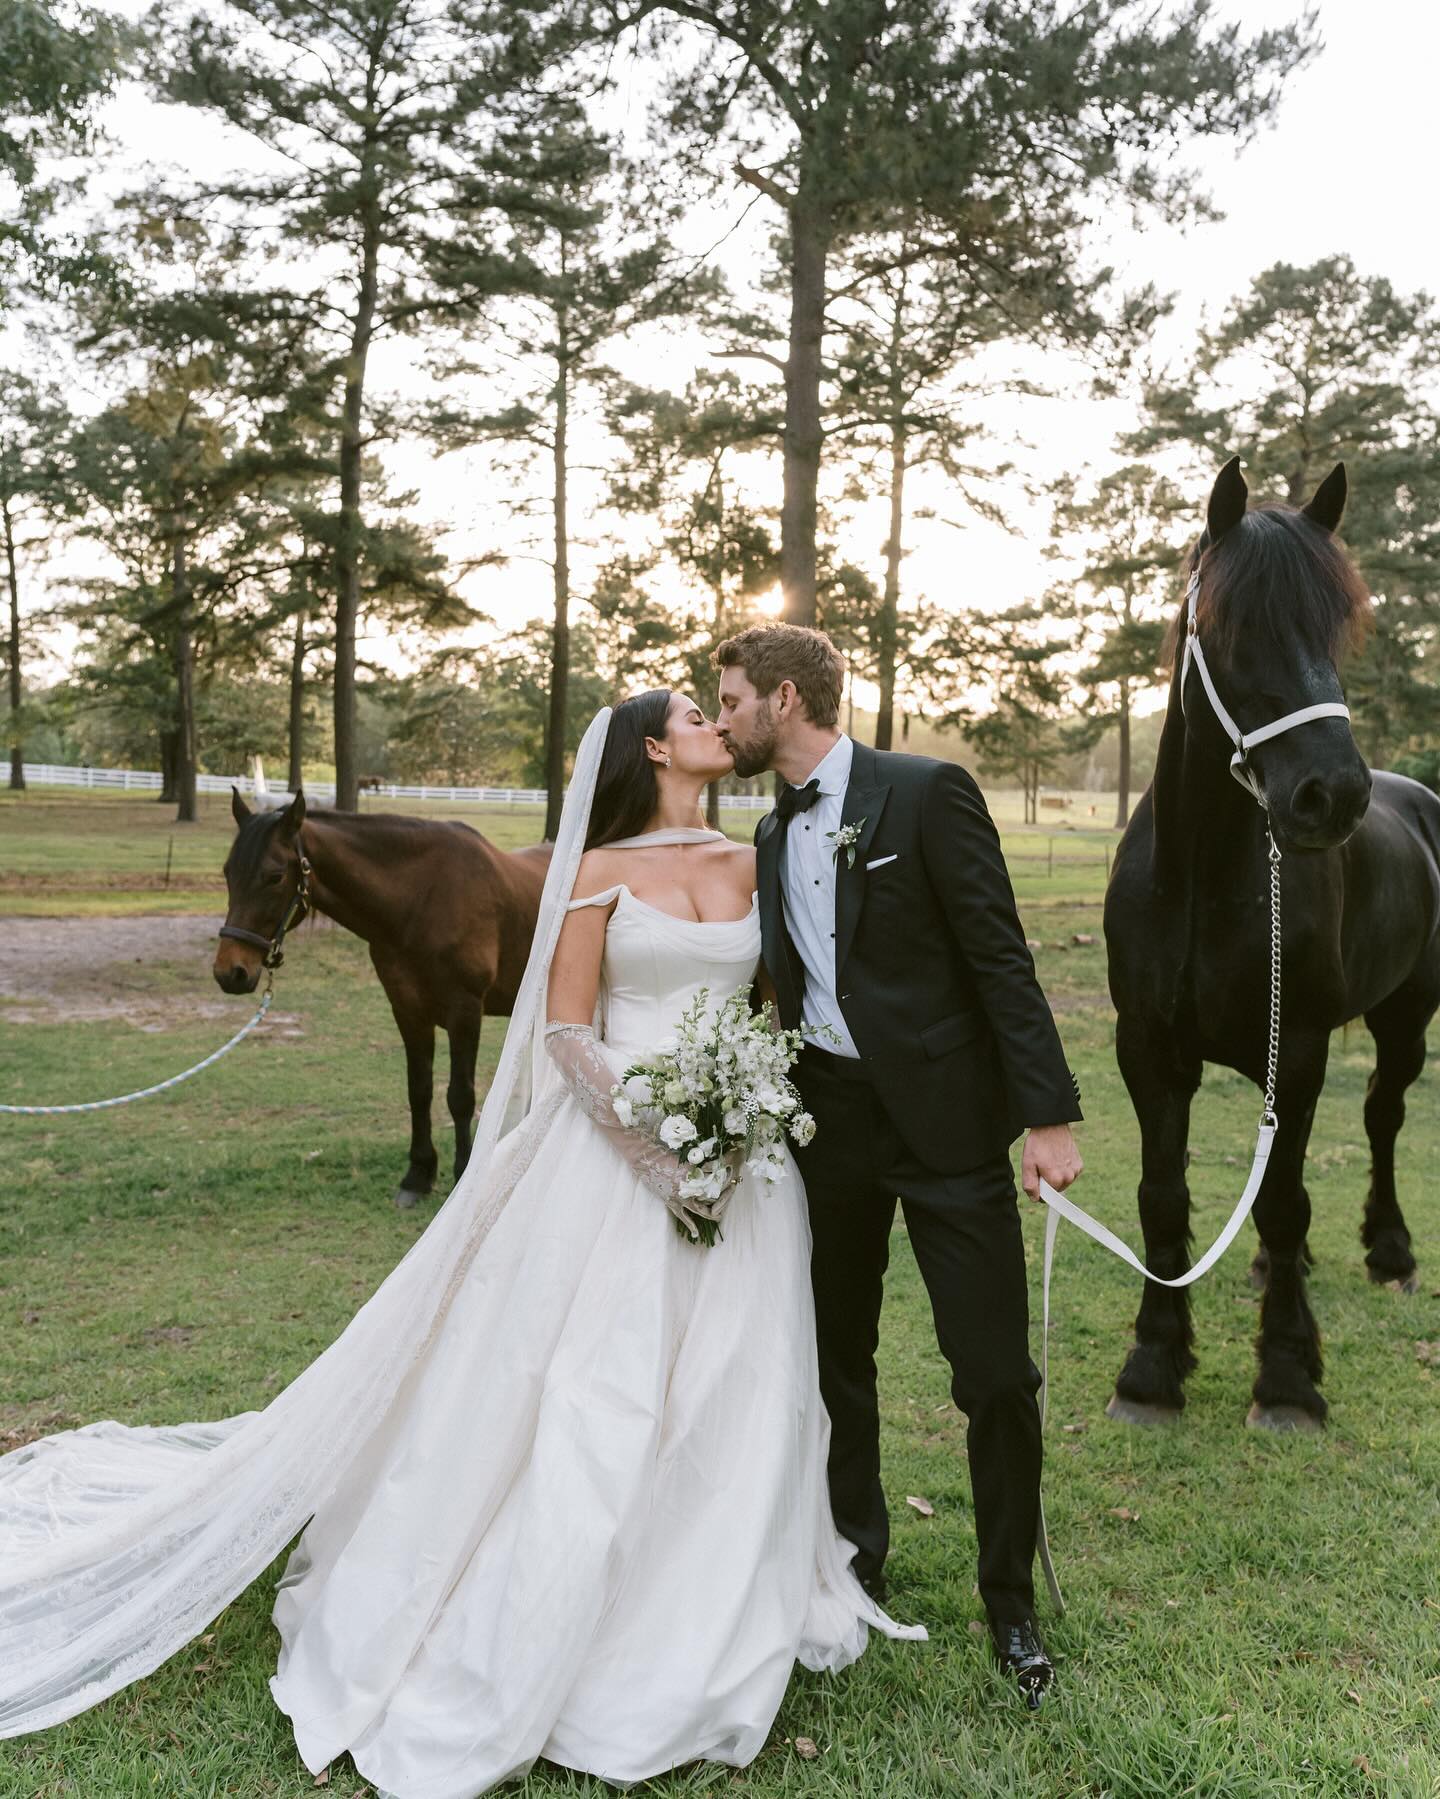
[1104,457,1440,1431]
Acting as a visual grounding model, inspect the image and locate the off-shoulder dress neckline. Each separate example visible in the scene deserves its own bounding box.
[569,883,759,927]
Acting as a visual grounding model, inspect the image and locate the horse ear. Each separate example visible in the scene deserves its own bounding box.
[231,785,252,826]
[1302,463,1347,533]
[1207,456,1248,543]
[279,788,307,834]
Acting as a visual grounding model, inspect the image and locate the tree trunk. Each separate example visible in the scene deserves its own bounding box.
[706,570,725,829]
[1115,676,1132,830]
[334,192,381,814]
[3,495,23,790]
[876,425,905,752]
[543,299,571,845]
[288,609,306,794]
[172,533,197,824]
[780,190,832,627]
[874,270,908,753]
[158,727,178,803]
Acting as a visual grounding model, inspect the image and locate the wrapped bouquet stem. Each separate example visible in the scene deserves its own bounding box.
[615,986,818,1247]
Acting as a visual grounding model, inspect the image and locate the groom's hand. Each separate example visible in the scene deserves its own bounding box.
[1021,1125,1083,1202]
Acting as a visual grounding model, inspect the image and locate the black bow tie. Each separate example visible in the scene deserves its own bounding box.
[774,778,821,822]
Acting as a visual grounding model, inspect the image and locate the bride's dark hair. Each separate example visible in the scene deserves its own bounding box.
[585,689,673,850]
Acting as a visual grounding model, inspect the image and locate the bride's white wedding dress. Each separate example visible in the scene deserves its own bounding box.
[0,705,923,1797]
[267,885,919,1793]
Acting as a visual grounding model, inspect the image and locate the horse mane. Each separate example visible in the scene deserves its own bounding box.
[1164,505,1373,669]
[229,805,488,886]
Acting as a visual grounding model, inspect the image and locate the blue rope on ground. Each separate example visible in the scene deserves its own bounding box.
[0,988,275,1115]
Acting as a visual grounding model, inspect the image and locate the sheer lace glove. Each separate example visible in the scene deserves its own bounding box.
[543,1022,710,1240]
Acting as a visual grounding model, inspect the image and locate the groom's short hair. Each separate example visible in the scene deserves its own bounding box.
[714,623,846,727]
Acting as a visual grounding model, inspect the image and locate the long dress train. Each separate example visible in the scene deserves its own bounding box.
[1,876,923,1796]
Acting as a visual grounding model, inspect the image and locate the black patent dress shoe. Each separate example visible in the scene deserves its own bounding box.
[990,1617,1055,1711]
[858,1570,889,1605]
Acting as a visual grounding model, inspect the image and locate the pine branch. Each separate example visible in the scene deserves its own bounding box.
[733,160,794,212]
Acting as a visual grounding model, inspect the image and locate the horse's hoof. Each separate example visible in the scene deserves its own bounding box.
[1245,1403,1324,1434]
[1106,1394,1182,1428]
[1367,1266,1420,1294]
[394,1187,422,1209]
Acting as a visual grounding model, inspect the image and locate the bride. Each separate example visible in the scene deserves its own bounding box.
[0,691,924,1797]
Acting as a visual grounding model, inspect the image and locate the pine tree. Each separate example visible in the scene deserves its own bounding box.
[425,121,710,837]
[827,241,1038,747]
[1,0,128,309]
[0,368,71,788]
[146,0,562,808]
[59,211,330,816]
[1049,462,1188,826]
[598,0,1315,625]
[1130,255,1440,766]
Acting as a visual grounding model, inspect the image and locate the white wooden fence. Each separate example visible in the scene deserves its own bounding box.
[16,762,773,810]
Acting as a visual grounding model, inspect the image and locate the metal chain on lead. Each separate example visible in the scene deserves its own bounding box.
[1262,822,1283,1126]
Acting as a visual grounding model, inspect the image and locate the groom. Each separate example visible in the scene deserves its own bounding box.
[715,622,1084,1709]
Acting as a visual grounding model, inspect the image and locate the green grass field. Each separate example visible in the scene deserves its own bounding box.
[0,785,1119,917]
[0,792,1437,1798]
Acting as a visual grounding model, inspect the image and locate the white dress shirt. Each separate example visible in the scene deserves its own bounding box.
[779,733,860,1058]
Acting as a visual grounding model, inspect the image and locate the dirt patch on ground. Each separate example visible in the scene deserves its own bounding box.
[0,1408,81,1454]
[0,915,304,1034]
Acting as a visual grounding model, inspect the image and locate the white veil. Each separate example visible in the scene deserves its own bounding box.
[0,707,615,1739]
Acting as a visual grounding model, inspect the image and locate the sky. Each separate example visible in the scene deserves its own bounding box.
[12,0,1440,704]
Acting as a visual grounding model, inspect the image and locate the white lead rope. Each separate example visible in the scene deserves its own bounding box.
[0,984,275,1115]
[1032,1126,1276,1611]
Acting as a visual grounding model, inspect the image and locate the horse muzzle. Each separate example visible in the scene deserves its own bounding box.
[1269,761,1373,851]
[213,937,265,994]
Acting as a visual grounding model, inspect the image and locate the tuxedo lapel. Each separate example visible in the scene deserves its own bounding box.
[755,807,799,1025]
[834,742,891,979]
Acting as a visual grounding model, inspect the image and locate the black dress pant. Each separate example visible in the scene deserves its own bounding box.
[793,1045,1043,1628]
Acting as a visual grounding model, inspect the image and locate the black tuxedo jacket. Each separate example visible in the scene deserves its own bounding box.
[756,739,1081,1174]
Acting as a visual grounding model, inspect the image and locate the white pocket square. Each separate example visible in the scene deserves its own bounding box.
[865,853,898,871]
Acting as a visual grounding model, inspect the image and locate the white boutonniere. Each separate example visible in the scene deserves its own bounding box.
[826,819,866,869]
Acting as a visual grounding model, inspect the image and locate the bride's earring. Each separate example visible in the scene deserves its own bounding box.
[662,754,672,767]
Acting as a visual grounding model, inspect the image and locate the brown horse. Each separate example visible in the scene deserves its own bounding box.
[214,790,551,1206]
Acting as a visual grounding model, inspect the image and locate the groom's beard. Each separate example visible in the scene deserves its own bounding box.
[721,704,778,779]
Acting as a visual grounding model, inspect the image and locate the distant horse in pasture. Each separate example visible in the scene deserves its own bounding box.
[1104,457,1440,1431]
[214,791,551,1207]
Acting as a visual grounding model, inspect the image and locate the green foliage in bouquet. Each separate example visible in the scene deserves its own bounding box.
[617,986,817,1247]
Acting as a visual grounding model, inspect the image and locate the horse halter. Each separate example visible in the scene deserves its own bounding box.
[217,840,314,971]
[1179,558,1352,808]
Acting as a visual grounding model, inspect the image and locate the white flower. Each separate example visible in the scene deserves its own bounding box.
[687,1136,718,1165]
[790,1111,816,1146]
[611,1092,635,1128]
[723,1107,747,1135]
[747,1152,787,1184]
[756,1083,795,1115]
[825,818,866,868]
[659,1114,698,1149]
[663,1079,688,1109]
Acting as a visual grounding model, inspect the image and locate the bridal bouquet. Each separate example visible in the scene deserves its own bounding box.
[613,986,817,1247]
